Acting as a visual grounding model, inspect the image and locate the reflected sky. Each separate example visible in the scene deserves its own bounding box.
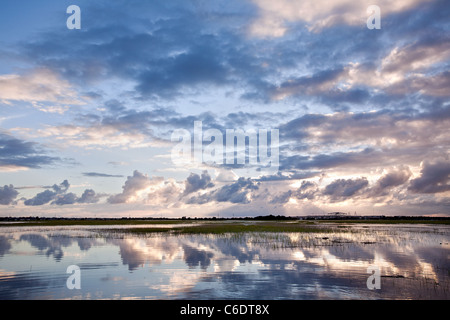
[0,224,449,300]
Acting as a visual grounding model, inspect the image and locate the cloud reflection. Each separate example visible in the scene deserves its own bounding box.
[1,224,448,299]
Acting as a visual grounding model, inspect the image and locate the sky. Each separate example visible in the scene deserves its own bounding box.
[0,0,449,218]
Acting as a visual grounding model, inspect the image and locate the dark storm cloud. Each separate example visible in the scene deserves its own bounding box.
[408,160,450,194]
[0,185,19,205]
[0,132,60,170]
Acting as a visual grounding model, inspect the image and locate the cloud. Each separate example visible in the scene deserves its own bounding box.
[20,7,242,101]
[269,180,320,204]
[249,0,432,36]
[51,180,70,194]
[343,39,450,97]
[281,149,378,171]
[271,68,347,101]
[52,193,78,206]
[23,180,102,206]
[408,160,450,193]
[136,41,230,99]
[215,169,239,182]
[186,177,260,204]
[52,189,102,205]
[0,132,61,171]
[106,170,184,205]
[107,170,159,204]
[0,185,19,205]
[256,171,320,181]
[24,180,70,206]
[0,69,83,106]
[82,172,124,178]
[77,189,101,204]
[24,189,58,206]
[368,166,412,197]
[183,171,214,196]
[323,177,369,201]
[294,181,320,200]
[0,0,448,217]
[35,107,227,150]
[147,179,185,206]
[269,33,450,103]
[279,107,450,175]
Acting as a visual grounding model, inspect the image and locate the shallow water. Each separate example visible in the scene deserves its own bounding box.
[0,223,449,300]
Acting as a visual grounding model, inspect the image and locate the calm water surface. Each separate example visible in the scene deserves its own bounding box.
[0,223,449,300]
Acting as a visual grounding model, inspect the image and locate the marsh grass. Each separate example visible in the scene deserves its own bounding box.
[117,221,335,235]
[318,219,450,225]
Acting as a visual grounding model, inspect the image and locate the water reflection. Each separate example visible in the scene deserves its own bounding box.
[0,224,448,299]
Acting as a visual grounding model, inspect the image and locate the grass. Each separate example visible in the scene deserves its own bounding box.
[0,219,333,234]
[1,218,448,235]
[117,221,334,235]
[317,219,450,225]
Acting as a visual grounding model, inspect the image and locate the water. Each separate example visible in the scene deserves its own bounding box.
[0,223,449,300]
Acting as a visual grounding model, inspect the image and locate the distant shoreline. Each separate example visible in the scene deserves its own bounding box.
[1,214,449,227]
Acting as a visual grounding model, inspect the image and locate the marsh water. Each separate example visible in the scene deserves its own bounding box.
[0,222,449,300]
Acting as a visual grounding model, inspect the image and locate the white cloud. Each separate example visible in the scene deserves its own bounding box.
[249,0,432,36]
[0,69,84,106]
[273,40,450,100]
